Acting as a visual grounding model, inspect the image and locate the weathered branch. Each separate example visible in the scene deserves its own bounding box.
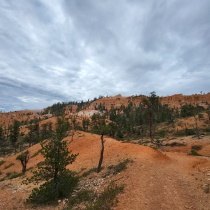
[97,134,104,173]
[151,140,186,149]
[193,116,201,139]
[112,177,124,182]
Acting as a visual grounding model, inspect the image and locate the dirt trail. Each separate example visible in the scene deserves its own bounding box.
[0,132,210,210]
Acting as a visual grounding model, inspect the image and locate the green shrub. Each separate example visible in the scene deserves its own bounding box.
[31,150,41,158]
[37,161,45,167]
[111,159,132,175]
[203,127,210,132]
[185,129,195,136]
[68,189,95,208]
[85,183,124,210]
[0,178,5,182]
[108,165,114,170]
[0,160,5,166]
[150,146,158,150]
[81,168,98,177]
[27,170,78,204]
[26,167,33,172]
[102,171,111,178]
[6,172,12,177]
[0,171,2,175]
[4,162,14,169]
[7,171,24,179]
[191,145,202,151]
[116,130,123,139]
[174,129,186,137]
[189,150,202,156]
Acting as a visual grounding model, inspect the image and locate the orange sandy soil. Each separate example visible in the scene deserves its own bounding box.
[0,131,210,210]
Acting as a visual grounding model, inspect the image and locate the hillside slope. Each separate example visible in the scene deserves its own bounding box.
[0,132,210,209]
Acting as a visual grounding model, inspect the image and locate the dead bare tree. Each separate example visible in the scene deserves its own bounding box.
[152,140,186,150]
[193,115,201,139]
[16,150,30,173]
[97,134,104,173]
[71,130,75,142]
[141,92,159,143]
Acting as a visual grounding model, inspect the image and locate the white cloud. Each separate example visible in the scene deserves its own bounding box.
[0,0,210,111]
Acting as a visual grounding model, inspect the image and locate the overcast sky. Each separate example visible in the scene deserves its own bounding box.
[0,0,210,112]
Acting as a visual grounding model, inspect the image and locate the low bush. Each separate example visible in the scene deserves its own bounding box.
[68,189,95,208]
[0,178,5,182]
[189,150,202,156]
[4,162,14,169]
[203,127,210,132]
[107,159,133,175]
[185,129,195,136]
[0,160,5,166]
[7,171,24,179]
[37,161,45,167]
[81,168,98,177]
[150,146,158,150]
[31,150,41,158]
[191,145,202,151]
[27,170,79,204]
[85,183,124,210]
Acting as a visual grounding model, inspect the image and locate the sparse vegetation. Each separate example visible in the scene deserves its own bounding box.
[4,162,14,169]
[0,178,5,182]
[0,93,210,209]
[85,183,124,210]
[36,160,45,167]
[189,150,202,156]
[68,189,95,208]
[0,160,5,166]
[31,150,41,158]
[7,171,24,179]
[107,159,133,175]
[191,145,202,151]
[81,168,99,177]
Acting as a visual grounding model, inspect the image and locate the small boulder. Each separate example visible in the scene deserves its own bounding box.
[202,184,209,193]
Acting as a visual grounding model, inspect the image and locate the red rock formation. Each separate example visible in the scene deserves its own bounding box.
[89,93,210,111]
[71,105,77,114]
[65,106,70,115]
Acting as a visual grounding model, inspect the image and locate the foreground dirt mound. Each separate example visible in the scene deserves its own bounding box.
[0,132,210,210]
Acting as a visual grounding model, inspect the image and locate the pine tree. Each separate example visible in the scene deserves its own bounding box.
[9,120,20,149]
[141,91,159,142]
[24,117,78,203]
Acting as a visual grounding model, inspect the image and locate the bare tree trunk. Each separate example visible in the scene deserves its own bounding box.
[71,131,74,142]
[20,150,30,173]
[193,116,200,139]
[97,134,104,173]
[149,110,153,142]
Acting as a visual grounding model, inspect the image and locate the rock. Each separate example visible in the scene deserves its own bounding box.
[202,184,209,193]
[63,198,69,204]
[58,199,61,203]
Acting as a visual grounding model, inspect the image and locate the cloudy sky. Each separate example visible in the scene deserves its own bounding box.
[0,0,210,112]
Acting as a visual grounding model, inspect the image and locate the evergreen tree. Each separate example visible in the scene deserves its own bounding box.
[10,120,20,148]
[24,117,78,203]
[141,92,159,142]
[0,125,6,146]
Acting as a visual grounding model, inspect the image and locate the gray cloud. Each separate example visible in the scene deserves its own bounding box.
[0,0,210,111]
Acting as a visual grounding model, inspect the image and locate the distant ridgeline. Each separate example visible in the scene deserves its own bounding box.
[41,93,210,117]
